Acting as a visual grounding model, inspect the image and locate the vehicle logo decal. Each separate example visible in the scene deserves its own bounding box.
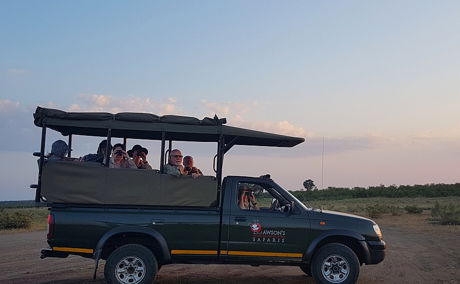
[249,223,262,233]
[249,223,287,244]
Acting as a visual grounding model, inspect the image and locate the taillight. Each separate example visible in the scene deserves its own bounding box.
[47,214,54,239]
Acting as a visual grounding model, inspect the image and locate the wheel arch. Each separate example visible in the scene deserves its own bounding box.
[94,226,171,264]
[305,230,370,265]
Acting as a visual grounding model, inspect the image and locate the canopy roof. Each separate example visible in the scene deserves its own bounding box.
[33,107,305,147]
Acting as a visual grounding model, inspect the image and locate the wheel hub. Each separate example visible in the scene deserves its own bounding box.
[115,256,146,284]
[321,254,350,283]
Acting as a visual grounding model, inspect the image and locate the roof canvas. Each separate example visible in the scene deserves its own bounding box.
[33,106,305,147]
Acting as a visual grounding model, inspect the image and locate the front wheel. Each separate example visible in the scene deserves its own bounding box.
[311,243,359,284]
[104,244,158,284]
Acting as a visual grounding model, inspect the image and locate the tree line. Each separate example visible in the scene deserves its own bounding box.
[292,183,460,201]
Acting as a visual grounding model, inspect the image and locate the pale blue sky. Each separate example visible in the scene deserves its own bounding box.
[1,1,459,200]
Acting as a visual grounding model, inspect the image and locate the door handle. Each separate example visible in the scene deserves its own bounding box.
[152,219,165,225]
[234,216,247,222]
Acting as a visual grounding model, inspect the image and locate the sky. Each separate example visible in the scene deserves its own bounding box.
[1,1,459,200]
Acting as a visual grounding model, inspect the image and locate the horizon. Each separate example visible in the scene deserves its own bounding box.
[1,1,459,200]
[2,181,459,202]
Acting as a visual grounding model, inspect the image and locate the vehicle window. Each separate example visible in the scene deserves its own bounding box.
[237,182,287,212]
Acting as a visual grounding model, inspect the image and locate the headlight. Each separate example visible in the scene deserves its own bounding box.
[373,224,382,239]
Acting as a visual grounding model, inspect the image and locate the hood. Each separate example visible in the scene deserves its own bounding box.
[311,208,375,224]
[308,209,380,241]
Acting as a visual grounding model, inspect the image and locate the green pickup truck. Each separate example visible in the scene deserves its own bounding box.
[33,107,385,284]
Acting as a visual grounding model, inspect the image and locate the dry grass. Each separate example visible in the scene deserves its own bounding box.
[306,196,460,221]
[0,207,48,233]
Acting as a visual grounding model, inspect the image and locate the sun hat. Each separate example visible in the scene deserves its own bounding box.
[128,144,148,157]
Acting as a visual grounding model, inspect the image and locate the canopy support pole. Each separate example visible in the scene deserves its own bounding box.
[160,132,166,173]
[67,134,72,157]
[35,125,46,202]
[104,129,112,167]
[216,135,224,198]
[223,136,238,154]
[164,140,172,164]
[216,134,225,256]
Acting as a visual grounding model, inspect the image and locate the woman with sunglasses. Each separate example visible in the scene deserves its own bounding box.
[109,143,136,169]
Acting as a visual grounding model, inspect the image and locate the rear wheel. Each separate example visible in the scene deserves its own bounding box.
[104,244,158,284]
[311,243,359,284]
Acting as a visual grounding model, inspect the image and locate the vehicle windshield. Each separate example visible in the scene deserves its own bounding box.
[272,181,312,210]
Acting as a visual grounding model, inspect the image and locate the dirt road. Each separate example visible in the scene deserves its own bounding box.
[1,213,458,284]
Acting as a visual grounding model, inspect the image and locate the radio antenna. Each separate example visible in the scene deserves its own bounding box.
[321,136,324,189]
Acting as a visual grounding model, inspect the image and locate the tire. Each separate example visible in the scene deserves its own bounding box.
[311,243,359,284]
[299,263,312,276]
[104,244,158,284]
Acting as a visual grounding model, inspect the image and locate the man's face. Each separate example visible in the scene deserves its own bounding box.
[183,156,193,168]
[133,150,147,165]
[169,150,183,166]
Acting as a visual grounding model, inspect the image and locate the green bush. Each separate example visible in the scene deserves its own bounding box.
[291,183,460,201]
[389,206,403,216]
[431,202,460,225]
[0,211,32,229]
[404,205,423,214]
[365,204,388,218]
[431,201,441,218]
[346,206,361,213]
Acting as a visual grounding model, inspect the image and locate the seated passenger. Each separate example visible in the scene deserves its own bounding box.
[82,140,111,163]
[47,140,72,161]
[238,185,260,211]
[109,143,136,169]
[128,144,153,170]
[183,155,203,178]
[164,149,186,176]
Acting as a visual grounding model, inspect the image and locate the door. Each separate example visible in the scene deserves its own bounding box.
[224,179,308,262]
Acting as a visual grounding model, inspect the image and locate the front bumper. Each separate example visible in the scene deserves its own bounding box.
[366,240,386,264]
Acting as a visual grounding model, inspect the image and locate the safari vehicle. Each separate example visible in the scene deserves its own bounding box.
[33,107,385,284]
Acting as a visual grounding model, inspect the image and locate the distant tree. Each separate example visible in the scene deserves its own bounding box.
[303,179,316,191]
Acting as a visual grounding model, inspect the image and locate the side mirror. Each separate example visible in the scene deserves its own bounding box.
[33,152,41,157]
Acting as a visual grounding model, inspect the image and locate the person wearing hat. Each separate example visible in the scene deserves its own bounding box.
[47,140,70,161]
[128,144,152,170]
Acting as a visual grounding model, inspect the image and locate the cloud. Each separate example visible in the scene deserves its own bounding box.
[37,96,311,139]
[66,94,182,115]
[0,99,21,113]
[409,128,460,141]
[244,120,309,137]
[66,97,310,138]
[201,100,252,123]
[201,100,309,137]
[226,135,387,158]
